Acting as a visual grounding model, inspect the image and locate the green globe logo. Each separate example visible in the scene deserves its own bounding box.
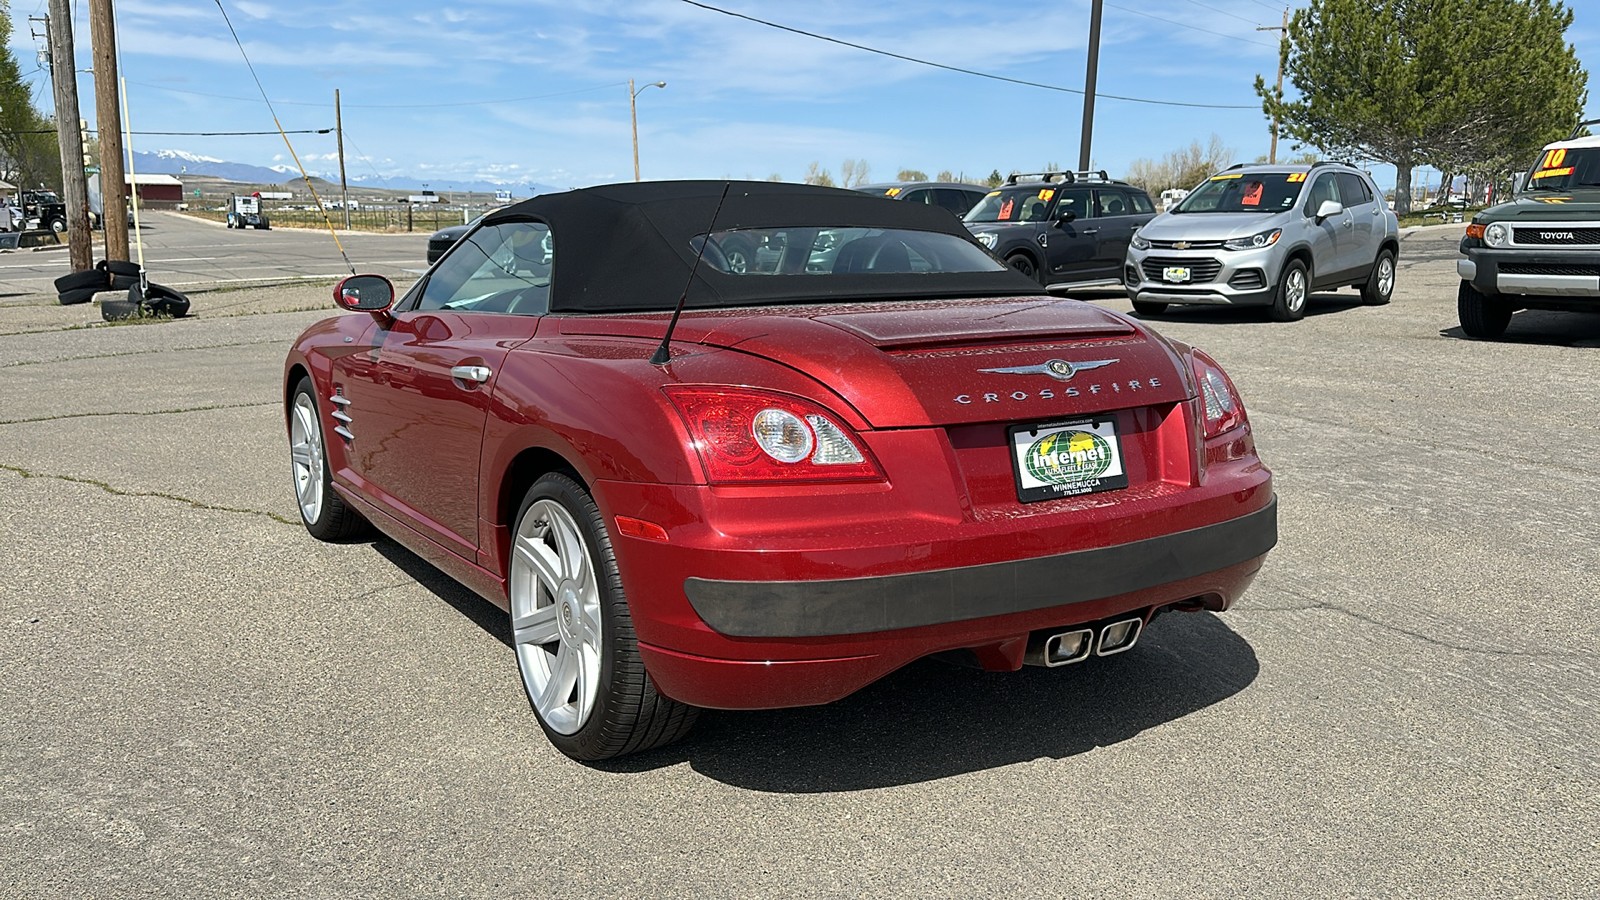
[1025,430,1111,485]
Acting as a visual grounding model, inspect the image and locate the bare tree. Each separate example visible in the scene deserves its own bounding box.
[803,161,836,187]
[839,159,871,187]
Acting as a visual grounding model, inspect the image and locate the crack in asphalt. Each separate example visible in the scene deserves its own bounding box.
[1242,594,1589,660]
[0,463,297,526]
[0,338,286,369]
[0,400,276,427]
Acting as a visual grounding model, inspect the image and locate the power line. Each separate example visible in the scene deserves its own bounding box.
[1181,0,1264,26]
[1104,2,1278,47]
[125,80,627,110]
[2,128,332,136]
[677,0,1258,109]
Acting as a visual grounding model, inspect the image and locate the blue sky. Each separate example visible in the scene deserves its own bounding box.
[10,0,1600,191]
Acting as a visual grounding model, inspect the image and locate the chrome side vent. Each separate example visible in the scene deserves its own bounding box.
[329,391,354,442]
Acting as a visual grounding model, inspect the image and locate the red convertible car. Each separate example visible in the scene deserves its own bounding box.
[284,181,1276,761]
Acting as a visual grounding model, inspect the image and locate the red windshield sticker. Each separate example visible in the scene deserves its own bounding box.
[998,198,1016,220]
[1242,181,1264,206]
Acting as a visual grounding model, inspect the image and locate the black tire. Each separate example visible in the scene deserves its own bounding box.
[48,217,66,234]
[1361,248,1396,305]
[288,376,371,541]
[720,237,755,274]
[1270,258,1310,322]
[1131,300,1169,316]
[108,273,139,291]
[100,297,143,321]
[98,259,142,278]
[57,286,98,306]
[1005,252,1042,284]
[138,282,192,318]
[1457,280,1511,340]
[54,269,107,293]
[510,472,698,761]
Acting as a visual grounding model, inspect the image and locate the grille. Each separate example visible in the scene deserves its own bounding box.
[1499,262,1600,277]
[1147,239,1224,250]
[1512,226,1600,245]
[1142,256,1223,284]
[1228,269,1267,290]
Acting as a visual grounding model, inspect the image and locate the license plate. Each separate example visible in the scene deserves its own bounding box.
[1008,418,1129,503]
[1163,266,1192,283]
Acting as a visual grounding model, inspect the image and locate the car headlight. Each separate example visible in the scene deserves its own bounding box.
[975,232,996,250]
[1484,222,1510,247]
[1130,233,1151,251]
[1222,228,1283,251]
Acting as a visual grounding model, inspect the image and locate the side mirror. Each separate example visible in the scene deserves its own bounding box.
[334,274,395,319]
[1315,199,1343,220]
[1511,173,1526,197]
[1056,209,1077,224]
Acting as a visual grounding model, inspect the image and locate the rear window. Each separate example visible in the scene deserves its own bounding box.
[1175,172,1305,213]
[698,227,1005,276]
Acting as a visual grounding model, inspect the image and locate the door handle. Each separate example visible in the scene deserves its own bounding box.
[1082,228,1100,235]
[451,365,492,384]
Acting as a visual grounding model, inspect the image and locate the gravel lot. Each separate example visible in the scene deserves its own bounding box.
[1,224,1596,898]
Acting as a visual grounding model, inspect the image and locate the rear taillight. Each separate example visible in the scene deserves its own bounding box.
[1191,349,1248,439]
[663,385,884,484]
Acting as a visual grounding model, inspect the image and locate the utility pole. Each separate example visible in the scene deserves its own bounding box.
[1077,0,1103,173]
[88,0,128,262]
[44,0,93,271]
[1257,7,1290,165]
[335,89,349,229]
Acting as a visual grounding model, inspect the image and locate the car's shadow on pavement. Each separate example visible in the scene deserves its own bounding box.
[365,536,1259,791]
[607,611,1258,791]
[1438,310,1600,346]
[1131,292,1364,324]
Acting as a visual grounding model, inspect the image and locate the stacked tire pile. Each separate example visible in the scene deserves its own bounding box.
[53,260,192,322]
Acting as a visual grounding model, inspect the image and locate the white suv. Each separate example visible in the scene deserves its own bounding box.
[1124,162,1400,321]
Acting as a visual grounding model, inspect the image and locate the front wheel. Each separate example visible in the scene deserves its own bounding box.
[1457,280,1511,339]
[1270,258,1310,321]
[1005,252,1041,284]
[1362,249,1395,305]
[287,377,370,541]
[509,473,697,761]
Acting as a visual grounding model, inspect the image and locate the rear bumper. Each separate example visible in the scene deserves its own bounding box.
[685,498,1276,637]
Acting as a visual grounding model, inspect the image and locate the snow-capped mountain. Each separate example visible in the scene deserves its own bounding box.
[130,149,562,197]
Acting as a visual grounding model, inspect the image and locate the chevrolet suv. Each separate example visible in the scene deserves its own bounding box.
[1457,121,1600,339]
[964,171,1157,290]
[1125,162,1399,321]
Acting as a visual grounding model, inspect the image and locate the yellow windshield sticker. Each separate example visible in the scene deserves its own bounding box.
[885,187,901,197]
[1286,172,1307,183]
[1542,148,1568,168]
[986,191,1001,197]
[1532,166,1574,179]
[1534,196,1570,204]
[1210,173,1243,180]
[1038,189,1055,200]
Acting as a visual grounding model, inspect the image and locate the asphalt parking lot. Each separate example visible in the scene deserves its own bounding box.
[1,222,1596,898]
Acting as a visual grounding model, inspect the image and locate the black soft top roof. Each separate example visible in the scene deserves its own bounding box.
[482,180,1039,313]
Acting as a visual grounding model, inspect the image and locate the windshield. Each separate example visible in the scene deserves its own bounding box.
[964,187,1064,223]
[1523,147,1600,191]
[698,227,1004,276]
[1174,172,1304,213]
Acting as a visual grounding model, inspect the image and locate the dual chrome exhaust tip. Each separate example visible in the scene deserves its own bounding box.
[1024,617,1143,667]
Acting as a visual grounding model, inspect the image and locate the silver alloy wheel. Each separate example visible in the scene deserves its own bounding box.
[1286,267,1307,312]
[288,393,324,524]
[510,498,601,735]
[1377,257,1395,297]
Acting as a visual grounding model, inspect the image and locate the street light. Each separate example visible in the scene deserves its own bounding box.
[630,78,667,182]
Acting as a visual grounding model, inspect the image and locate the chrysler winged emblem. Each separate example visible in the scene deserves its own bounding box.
[979,358,1119,381]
